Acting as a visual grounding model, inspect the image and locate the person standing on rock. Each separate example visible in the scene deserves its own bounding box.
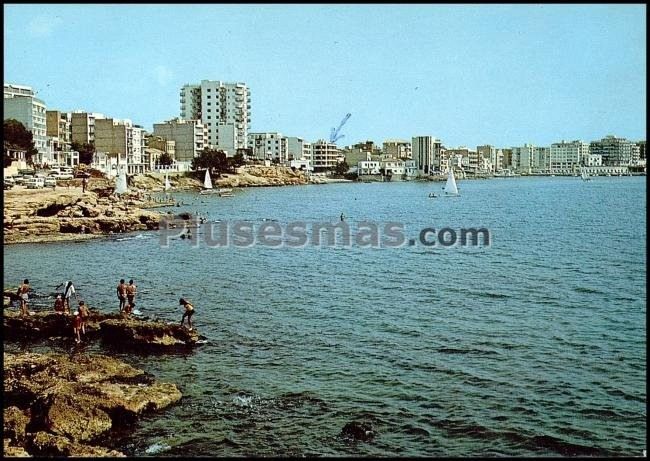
[179,298,195,331]
[126,280,137,306]
[56,281,77,312]
[78,300,90,336]
[18,279,30,317]
[117,279,127,312]
[82,176,88,193]
[72,310,82,343]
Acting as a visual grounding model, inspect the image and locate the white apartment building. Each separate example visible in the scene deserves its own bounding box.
[549,140,590,174]
[153,118,206,163]
[180,80,251,156]
[312,140,342,171]
[512,144,549,173]
[3,83,48,162]
[412,136,441,175]
[358,160,381,175]
[248,132,288,162]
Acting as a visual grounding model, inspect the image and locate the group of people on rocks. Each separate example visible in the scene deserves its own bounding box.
[12,278,197,342]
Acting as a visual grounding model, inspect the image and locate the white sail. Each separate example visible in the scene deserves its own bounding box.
[444,169,459,195]
[115,170,128,194]
[203,169,213,189]
[164,174,171,191]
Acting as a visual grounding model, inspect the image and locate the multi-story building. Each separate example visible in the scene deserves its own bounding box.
[248,132,288,162]
[477,145,503,172]
[45,110,75,166]
[383,139,411,159]
[412,136,442,175]
[153,118,206,164]
[358,160,381,176]
[286,137,307,161]
[3,83,48,162]
[549,140,590,174]
[312,140,342,172]
[589,135,635,166]
[180,80,251,155]
[70,111,105,145]
[511,144,549,173]
[94,118,146,175]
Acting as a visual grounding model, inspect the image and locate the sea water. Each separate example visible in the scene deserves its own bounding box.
[3,176,646,456]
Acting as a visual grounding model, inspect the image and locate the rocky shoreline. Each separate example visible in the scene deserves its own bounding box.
[3,166,343,245]
[4,351,182,457]
[3,301,204,457]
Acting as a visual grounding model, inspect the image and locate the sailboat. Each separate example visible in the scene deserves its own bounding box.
[114,170,128,195]
[442,169,460,197]
[580,168,592,181]
[199,169,219,195]
[164,174,171,191]
[199,169,234,196]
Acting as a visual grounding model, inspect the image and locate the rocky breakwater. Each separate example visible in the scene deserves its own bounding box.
[4,352,182,457]
[216,165,309,188]
[3,187,162,244]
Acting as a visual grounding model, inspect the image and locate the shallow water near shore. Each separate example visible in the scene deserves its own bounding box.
[3,177,646,456]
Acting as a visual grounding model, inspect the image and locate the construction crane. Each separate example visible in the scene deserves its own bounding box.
[330,113,351,143]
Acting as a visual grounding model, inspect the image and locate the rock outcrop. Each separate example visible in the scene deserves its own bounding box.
[215,166,309,188]
[99,318,200,347]
[4,352,182,457]
[3,308,123,341]
[4,188,162,244]
[3,308,202,348]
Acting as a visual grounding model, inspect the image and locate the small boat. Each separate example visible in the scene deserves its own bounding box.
[580,169,591,181]
[428,192,438,198]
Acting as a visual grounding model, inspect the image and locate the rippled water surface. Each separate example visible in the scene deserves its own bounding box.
[4,177,646,456]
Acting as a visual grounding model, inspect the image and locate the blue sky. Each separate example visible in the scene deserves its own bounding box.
[4,4,646,147]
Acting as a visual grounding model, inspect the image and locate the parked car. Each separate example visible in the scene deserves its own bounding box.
[25,177,45,189]
[4,178,15,190]
[44,178,57,188]
[49,172,74,180]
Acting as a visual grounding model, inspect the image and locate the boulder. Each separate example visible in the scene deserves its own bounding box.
[340,420,376,442]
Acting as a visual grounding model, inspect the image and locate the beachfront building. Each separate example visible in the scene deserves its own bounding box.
[153,118,206,166]
[70,111,106,145]
[589,135,636,166]
[477,145,503,172]
[248,132,288,163]
[94,118,146,176]
[383,139,411,159]
[358,160,381,177]
[180,80,251,156]
[548,140,590,174]
[412,136,442,175]
[286,136,308,162]
[312,140,342,172]
[3,83,48,163]
[511,144,549,173]
[45,110,76,167]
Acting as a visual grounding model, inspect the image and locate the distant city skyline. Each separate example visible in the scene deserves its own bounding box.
[4,4,647,147]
